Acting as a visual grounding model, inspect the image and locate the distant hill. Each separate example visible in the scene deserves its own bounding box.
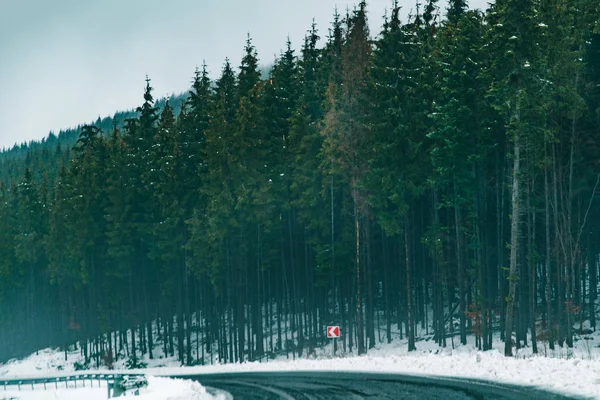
[0,92,188,184]
[0,62,274,184]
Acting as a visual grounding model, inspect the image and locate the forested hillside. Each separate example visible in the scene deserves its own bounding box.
[0,94,186,185]
[1,0,599,368]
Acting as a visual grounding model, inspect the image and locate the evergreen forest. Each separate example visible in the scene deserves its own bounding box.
[1,0,600,367]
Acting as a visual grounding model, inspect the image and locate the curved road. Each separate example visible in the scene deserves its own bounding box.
[177,371,588,399]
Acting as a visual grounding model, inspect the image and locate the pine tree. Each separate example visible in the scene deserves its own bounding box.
[187,59,239,363]
[0,181,17,310]
[238,35,261,98]
[46,163,75,284]
[429,8,488,348]
[188,60,238,279]
[322,1,372,355]
[484,0,544,356]
[447,0,468,24]
[184,63,213,214]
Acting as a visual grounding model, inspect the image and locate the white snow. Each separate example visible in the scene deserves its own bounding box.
[2,312,600,398]
[2,330,600,399]
[139,335,600,399]
[0,376,220,400]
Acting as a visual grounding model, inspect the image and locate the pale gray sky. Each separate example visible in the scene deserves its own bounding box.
[0,0,488,149]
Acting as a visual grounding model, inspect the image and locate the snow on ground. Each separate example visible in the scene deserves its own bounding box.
[2,332,600,399]
[2,316,600,399]
[0,376,220,400]
[134,333,600,399]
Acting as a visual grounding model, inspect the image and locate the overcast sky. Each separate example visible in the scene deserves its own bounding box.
[0,0,488,149]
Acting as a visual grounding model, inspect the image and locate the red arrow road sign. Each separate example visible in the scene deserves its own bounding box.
[327,326,340,338]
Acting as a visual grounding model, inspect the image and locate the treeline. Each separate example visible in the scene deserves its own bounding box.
[0,94,186,186]
[1,0,599,367]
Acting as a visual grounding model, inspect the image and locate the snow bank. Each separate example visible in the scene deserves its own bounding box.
[0,376,218,400]
[2,331,600,399]
[139,349,600,399]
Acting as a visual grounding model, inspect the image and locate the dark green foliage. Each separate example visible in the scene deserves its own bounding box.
[447,0,468,24]
[1,1,600,364]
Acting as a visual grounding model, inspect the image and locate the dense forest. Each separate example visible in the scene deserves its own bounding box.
[0,94,186,185]
[0,0,599,368]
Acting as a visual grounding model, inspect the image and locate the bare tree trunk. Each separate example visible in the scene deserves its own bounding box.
[565,66,584,346]
[146,320,153,360]
[130,325,137,366]
[504,109,521,357]
[528,173,538,354]
[497,152,507,341]
[183,229,192,365]
[432,189,446,347]
[590,253,597,331]
[552,144,565,347]
[453,178,467,345]
[405,213,416,352]
[382,228,392,344]
[473,164,486,350]
[565,107,578,348]
[353,182,365,355]
[544,142,555,349]
[366,218,375,349]
[287,211,298,360]
[330,176,338,354]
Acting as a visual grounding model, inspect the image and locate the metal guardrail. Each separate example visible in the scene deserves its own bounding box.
[1,373,148,398]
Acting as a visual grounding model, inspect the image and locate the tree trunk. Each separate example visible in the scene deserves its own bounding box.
[130,325,137,367]
[552,144,565,347]
[565,70,581,348]
[405,213,416,352]
[353,183,365,355]
[528,173,538,354]
[504,111,521,357]
[168,316,174,357]
[453,178,467,346]
[330,176,338,354]
[146,320,153,360]
[590,253,597,331]
[497,152,507,341]
[366,218,375,349]
[383,229,392,344]
[544,142,555,349]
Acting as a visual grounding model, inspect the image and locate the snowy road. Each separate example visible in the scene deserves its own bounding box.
[180,371,586,399]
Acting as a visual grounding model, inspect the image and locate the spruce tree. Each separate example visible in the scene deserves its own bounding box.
[484,0,544,356]
[322,1,372,355]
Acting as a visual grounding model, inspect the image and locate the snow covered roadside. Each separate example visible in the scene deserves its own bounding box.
[2,335,599,399]
[138,349,600,399]
[0,353,598,399]
[0,376,222,400]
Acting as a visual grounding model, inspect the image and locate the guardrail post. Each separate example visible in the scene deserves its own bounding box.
[112,377,125,398]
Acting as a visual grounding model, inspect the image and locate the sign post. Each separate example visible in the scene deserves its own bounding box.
[327,326,340,355]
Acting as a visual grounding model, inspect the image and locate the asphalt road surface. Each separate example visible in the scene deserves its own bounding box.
[178,371,589,400]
